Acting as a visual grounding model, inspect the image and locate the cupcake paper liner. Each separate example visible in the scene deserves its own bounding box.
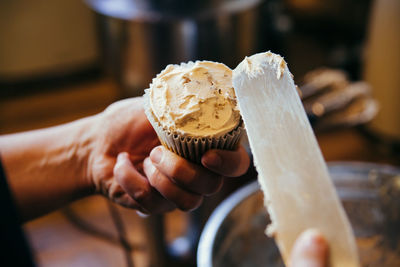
[143,90,245,163]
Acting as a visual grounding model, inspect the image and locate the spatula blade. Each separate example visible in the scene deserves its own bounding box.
[233,52,359,267]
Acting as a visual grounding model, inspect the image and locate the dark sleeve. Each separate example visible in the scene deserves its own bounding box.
[0,158,36,267]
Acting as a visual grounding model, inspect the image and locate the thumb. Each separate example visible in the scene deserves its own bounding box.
[290,229,329,267]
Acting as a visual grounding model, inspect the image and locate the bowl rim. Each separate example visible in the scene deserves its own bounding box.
[197,180,259,267]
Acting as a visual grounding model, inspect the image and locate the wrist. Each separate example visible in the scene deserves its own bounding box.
[74,114,101,197]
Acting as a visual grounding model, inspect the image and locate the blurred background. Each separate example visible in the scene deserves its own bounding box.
[0,0,399,266]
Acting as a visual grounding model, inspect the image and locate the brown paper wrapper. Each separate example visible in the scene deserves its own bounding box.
[143,90,245,163]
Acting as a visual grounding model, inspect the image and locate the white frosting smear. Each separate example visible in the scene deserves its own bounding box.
[240,51,287,79]
[149,61,241,137]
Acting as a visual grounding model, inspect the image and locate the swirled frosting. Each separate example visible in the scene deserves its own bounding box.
[149,61,241,137]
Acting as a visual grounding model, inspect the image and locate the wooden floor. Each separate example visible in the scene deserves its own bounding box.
[1,78,398,267]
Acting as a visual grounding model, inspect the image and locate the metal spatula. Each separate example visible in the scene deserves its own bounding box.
[232,52,359,267]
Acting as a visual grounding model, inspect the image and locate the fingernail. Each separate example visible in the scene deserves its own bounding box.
[150,146,163,164]
[202,151,222,169]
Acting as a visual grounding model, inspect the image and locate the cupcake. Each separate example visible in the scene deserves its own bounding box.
[144,61,244,163]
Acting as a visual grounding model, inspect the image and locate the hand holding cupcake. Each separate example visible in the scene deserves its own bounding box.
[86,60,249,214]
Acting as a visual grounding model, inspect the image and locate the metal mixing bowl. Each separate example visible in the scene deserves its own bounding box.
[198,162,400,267]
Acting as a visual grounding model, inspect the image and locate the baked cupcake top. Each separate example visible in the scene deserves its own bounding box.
[149,61,241,137]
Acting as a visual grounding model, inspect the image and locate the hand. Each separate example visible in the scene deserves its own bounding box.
[290,229,328,267]
[89,97,250,214]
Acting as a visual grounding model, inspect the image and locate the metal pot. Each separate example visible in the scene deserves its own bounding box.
[198,162,400,267]
[86,0,267,96]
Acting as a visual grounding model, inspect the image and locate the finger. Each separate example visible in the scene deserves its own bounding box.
[149,146,223,195]
[114,152,175,213]
[143,157,203,211]
[290,229,329,267]
[108,179,151,213]
[113,193,149,214]
[201,145,250,177]
[107,179,144,210]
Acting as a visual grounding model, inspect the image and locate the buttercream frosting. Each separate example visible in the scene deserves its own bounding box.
[149,61,240,137]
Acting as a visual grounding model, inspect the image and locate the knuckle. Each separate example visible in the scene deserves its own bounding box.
[132,186,151,202]
[169,160,187,179]
[193,172,222,195]
[116,196,140,210]
[205,177,223,195]
[177,195,203,211]
[156,202,176,214]
[110,189,125,199]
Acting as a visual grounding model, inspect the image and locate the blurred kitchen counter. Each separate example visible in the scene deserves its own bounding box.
[0,78,119,134]
[1,78,398,266]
